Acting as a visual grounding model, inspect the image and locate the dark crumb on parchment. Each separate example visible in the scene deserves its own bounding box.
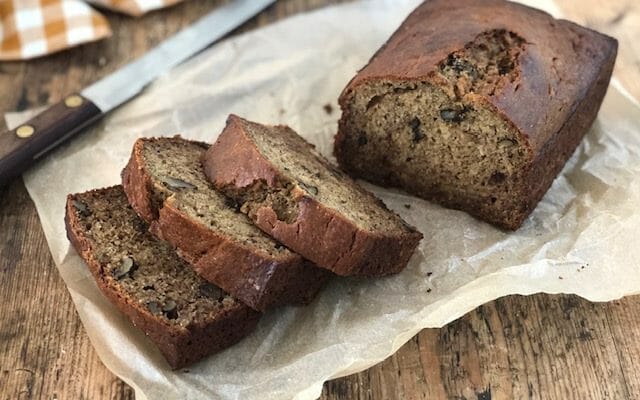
[427,272,433,277]
[427,288,432,293]
[404,204,411,209]
[323,103,333,114]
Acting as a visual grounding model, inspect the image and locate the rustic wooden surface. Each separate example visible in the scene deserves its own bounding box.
[0,0,638,399]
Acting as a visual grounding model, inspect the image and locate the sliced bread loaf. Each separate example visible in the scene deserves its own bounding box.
[121,137,329,311]
[203,115,423,277]
[65,186,260,369]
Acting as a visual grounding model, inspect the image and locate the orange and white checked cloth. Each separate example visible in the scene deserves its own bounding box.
[88,0,184,16]
[0,0,185,61]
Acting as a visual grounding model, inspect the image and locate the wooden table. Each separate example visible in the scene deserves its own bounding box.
[1,0,639,398]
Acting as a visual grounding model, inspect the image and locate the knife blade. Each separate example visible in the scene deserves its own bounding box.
[0,0,276,187]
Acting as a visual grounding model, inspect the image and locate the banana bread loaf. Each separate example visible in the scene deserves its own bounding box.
[334,0,618,229]
[203,115,423,277]
[121,137,329,312]
[65,186,260,369]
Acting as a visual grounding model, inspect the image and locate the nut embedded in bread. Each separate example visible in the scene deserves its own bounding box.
[64,186,260,369]
[121,136,330,312]
[334,0,618,229]
[203,114,423,277]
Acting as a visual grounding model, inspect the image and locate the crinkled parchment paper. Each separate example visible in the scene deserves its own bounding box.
[7,0,640,398]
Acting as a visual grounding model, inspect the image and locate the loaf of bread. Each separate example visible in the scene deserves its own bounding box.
[65,186,260,369]
[121,137,329,311]
[334,0,617,229]
[203,115,423,277]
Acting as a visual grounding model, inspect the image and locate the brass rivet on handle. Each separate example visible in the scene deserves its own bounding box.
[64,94,84,108]
[16,125,35,138]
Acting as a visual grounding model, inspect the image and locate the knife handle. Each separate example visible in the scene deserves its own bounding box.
[0,94,102,187]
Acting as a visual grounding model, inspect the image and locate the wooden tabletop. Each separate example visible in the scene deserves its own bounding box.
[1,0,639,399]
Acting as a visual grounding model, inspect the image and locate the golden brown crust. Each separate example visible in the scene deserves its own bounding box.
[64,187,260,369]
[121,137,329,311]
[203,115,422,277]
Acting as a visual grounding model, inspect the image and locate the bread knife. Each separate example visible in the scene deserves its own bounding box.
[0,0,276,187]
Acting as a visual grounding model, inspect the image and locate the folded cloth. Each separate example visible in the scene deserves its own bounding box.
[0,0,184,61]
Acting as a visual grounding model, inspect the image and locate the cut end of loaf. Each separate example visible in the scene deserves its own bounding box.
[337,30,531,229]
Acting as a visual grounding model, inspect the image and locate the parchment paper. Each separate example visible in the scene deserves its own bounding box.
[8,0,640,398]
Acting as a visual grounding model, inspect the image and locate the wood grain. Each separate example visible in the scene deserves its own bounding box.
[321,296,640,400]
[1,0,639,399]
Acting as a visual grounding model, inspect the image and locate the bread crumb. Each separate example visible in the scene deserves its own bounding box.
[323,103,333,115]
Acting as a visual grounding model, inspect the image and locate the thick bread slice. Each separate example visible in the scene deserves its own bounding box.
[65,186,260,369]
[203,115,423,277]
[121,137,329,311]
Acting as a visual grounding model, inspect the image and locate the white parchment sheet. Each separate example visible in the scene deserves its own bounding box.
[8,0,640,398]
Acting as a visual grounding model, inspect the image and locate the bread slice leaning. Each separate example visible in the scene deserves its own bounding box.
[65,185,260,369]
[121,136,329,312]
[203,115,423,277]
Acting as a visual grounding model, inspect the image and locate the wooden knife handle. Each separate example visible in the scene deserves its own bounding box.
[0,94,102,187]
